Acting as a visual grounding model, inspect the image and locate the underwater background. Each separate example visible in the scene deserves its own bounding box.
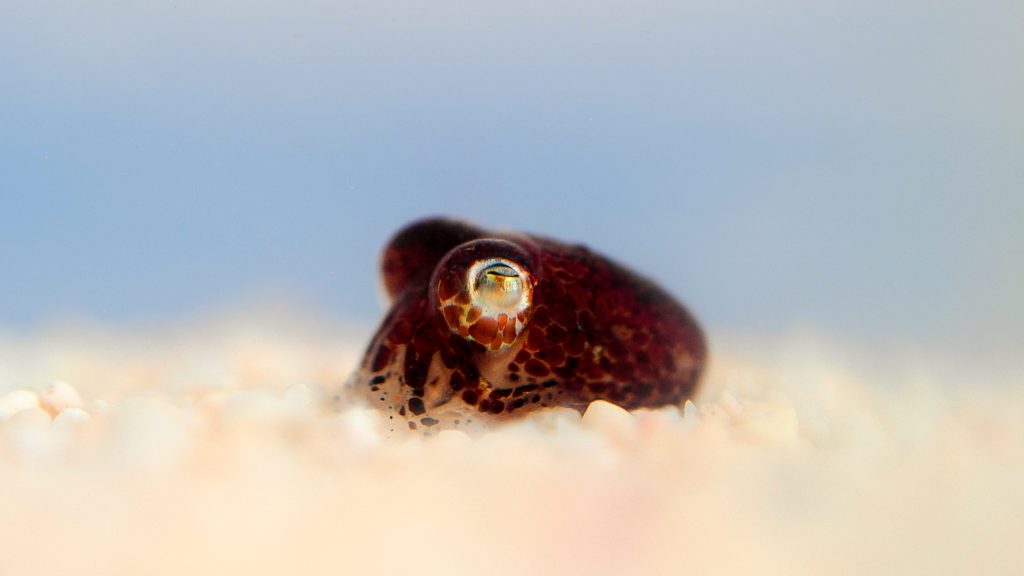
[2,0,1021,378]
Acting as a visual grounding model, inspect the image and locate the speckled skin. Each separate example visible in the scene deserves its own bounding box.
[348,218,706,432]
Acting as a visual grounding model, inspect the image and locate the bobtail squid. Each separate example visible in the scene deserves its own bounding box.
[345,218,707,432]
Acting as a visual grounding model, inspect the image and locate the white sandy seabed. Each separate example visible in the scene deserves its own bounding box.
[0,314,1022,576]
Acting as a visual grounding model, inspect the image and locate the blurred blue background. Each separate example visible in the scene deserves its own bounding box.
[1,0,1020,364]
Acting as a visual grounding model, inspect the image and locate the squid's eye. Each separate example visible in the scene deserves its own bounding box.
[468,259,531,315]
[432,240,536,350]
[474,262,525,308]
[442,257,533,349]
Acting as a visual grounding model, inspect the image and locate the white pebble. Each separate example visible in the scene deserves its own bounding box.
[6,406,52,428]
[284,382,313,406]
[717,390,744,420]
[698,402,732,426]
[53,407,92,428]
[40,381,82,416]
[0,389,41,420]
[3,407,56,458]
[634,406,681,436]
[683,400,700,421]
[435,429,472,449]
[222,389,284,422]
[336,408,384,449]
[739,400,800,445]
[582,400,636,440]
[89,399,115,416]
[524,406,583,433]
[283,383,316,417]
[110,398,190,469]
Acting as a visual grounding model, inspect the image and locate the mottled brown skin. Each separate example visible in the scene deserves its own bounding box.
[349,217,706,432]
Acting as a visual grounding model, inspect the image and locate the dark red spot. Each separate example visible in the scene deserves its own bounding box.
[524,359,550,377]
[553,359,578,379]
[551,304,575,328]
[578,310,597,333]
[443,305,462,329]
[449,371,467,391]
[469,317,499,345]
[531,304,548,320]
[564,330,587,356]
[632,382,654,398]
[543,346,566,367]
[663,354,677,373]
[388,320,414,344]
[404,354,428,389]
[371,345,391,371]
[608,340,628,358]
[437,271,462,301]
[413,325,440,355]
[512,384,538,396]
[525,326,545,351]
[440,348,457,369]
[566,283,588,308]
[462,389,480,405]
[611,361,635,381]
